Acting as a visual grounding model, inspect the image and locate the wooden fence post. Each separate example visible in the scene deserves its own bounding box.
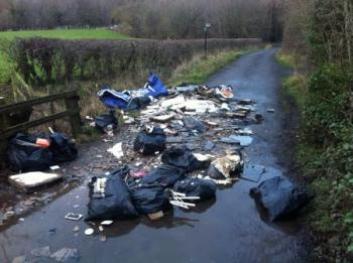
[0,97,8,168]
[65,91,81,138]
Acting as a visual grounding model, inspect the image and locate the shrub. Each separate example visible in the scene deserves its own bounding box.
[8,38,262,86]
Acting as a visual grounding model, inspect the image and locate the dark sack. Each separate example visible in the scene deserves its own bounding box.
[130,185,170,214]
[86,167,138,221]
[95,112,118,132]
[161,146,209,172]
[6,133,54,172]
[173,178,217,201]
[141,164,185,188]
[250,176,311,221]
[133,127,166,155]
[50,133,77,163]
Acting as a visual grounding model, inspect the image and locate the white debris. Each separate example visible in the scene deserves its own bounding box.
[49,165,60,171]
[84,228,94,236]
[9,172,63,190]
[107,142,124,159]
[50,248,79,262]
[100,220,113,226]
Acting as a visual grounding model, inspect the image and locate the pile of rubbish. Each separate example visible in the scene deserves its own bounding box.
[1,72,310,227]
[83,73,310,223]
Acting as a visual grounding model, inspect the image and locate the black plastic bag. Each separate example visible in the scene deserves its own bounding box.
[250,176,311,221]
[133,127,166,155]
[86,167,138,221]
[6,133,54,172]
[161,146,209,172]
[130,184,170,215]
[95,111,118,132]
[127,96,151,110]
[173,178,217,201]
[50,133,77,163]
[141,164,185,188]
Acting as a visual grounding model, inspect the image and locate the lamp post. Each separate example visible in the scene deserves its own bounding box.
[204,23,211,59]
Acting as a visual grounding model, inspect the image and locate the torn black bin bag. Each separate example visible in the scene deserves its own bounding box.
[250,176,311,221]
[86,167,138,221]
[133,127,166,155]
[95,111,118,132]
[141,164,185,188]
[49,132,77,163]
[173,178,216,202]
[161,146,209,172]
[130,184,170,215]
[6,133,54,172]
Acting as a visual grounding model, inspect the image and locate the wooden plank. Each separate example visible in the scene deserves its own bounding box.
[0,90,77,115]
[1,110,79,138]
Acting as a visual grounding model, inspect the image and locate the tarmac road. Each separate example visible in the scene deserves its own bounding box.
[0,48,309,263]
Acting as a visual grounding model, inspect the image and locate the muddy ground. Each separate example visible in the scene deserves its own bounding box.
[0,48,310,263]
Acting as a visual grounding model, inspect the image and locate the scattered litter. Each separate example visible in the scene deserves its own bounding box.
[147,211,164,220]
[50,248,79,262]
[220,135,253,147]
[100,220,113,226]
[123,116,135,124]
[50,165,60,171]
[267,108,275,113]
[221,103,231,111]
[84,228,94,236]
[107,142,124,159]
[176,85,198,93]
[204,141,215,151]
[215,85,234,101]
[150,114,175,123]
[204,120,218,127]
[9,172,63,191]
[64,213,83,221]
[31,246,51,257]
[208,153,243,180]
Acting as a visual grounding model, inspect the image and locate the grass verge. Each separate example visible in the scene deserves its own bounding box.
[277,50,353,262]
[168,49,248,86]
[0,28,129,40]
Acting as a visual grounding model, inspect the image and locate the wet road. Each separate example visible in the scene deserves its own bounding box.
[0,48,308,263]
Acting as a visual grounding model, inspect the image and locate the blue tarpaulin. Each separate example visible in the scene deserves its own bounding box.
[97,74,168,110]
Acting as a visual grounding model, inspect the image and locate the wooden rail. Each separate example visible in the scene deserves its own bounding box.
[0,90,81,165]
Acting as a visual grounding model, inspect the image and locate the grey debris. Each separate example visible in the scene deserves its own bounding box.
[50,248,80,262]
[30,246,51,257]
[220,135,253,147]
[204,141,215,151]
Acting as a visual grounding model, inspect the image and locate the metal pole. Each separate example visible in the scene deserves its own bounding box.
[204,28,208,59]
